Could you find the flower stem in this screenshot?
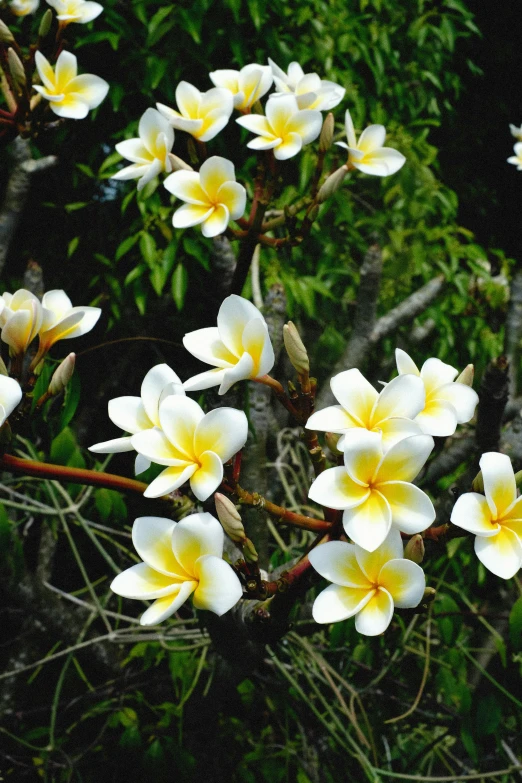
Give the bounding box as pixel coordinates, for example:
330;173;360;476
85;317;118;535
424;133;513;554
232;482;331;533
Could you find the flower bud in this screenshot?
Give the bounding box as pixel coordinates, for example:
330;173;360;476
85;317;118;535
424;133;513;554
48;353;75;396
319;112;334;153
7;48;26;92
214;492;246;543
471;470;484;493
38;9;53;38
0;19;15;44
167;153;193;172
283;321;309;376
515;469;522;489
243;537;258;563
0;355;8;377
456;364;474;387
422;586;436;604
324;431;342;455
404;534;425;564
317;165;347;203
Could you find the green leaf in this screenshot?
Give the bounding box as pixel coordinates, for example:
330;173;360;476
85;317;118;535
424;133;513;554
509;596;522;651
434;593;462;645
95;488;113;521
140;232;157;267
58;371;81;432
68;236;80;258
50;427;78;466
171;264;188;310
115;234;140;261
0;503;11;551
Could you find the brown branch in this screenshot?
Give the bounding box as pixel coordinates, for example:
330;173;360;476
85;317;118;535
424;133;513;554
475;356;510;457
233;483;331;533
369;275;445;344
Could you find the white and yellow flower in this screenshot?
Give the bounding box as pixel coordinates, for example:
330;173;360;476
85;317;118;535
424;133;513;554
0;375;23;427
336;110;405;176
10;0;39;16
46;0;102;23
89;364;185;475
309;430;435;552
306;368;425;453
164;156;246;238
112;108;175;191
509;124;522;141
309;528;426;634
236;94;322;160
157;82;233;142
111;513;243;625
182;294;274;395
395;349;479;437
36;289;101;358
508;143;522;171
34;50;109;119
451;452;522;579
0;289;43;357
209;64;273;111
268;58;345;111
131;396;248;499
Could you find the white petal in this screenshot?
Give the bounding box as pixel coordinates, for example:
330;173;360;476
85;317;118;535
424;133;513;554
49;97;90;120
480;452;517;518
143;464;198;498
415;399;458;437
35;50;55;91
378;481;435;534
379;559;425;608
67;74;109;109
131;427;188;466
357;124;386;154
241;317;274;377
132;516;189;577
134;453;151;475
182;368;227;392
111;563;181;599
344;109;357;148
266;94;299;134
354;527;404;582
354;588;394;635
377;417;424;452
236;113;273;137
158;395;204;458
474;528;522;579
199;156;235;201
246;136;281;151
173;204;214;229
342;429;383;486
376;434;434;483
433;383;478;424
139;581;197;626
172;512;224;569
362;147;405;175
175;81;201;118
312;583;373;624
193;554;243;614
216;181;247;221
112;162;152;182
218;353;255;394
0;376;22;418
194;407;248;462
273;132;303;160
89;436;134;454
202;204;230;237
108;396;151;434
395;348;420;376
164;170;208;203
306;404;360;434
217;295;265;357
309;466;371;510
55;50;77;84
41;289;73;328
330;368;378;426
140;364;184;427
190;451;223;500
196;110;231;142
75;1;104;23
308;541;370;587
285;110;323;145
343;491;392;552
139;108;173;154
183;326;236;367
450;492;499;537
420;357;458;394
371;374;425;427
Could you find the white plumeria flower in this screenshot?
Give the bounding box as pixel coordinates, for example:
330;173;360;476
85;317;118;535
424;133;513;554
164;156;246;238
336;110;405;177
509;124;522;141
45;0;102;23
451;452;522;579
111;513;243;626
309;528;425;635
0;375;23;427
156;82;233;142
131;396;248;500
508;142;522;170
209;64;273;111
309;430;435;552
37;289;101;357
33;50;108;119
183;294;275;395
395;349;479;437
112;109;175;192
268;58;345;111
236;94;322;161
306;368;425;453
0;289;43;356
10;0;39;16
89;364;185;475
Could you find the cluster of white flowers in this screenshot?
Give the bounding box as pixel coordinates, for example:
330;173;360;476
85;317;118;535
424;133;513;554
111;57;406;237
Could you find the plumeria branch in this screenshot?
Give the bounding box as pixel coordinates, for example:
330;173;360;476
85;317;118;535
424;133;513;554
229;481;332;533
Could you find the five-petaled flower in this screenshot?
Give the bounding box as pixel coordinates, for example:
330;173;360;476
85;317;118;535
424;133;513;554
182;294;275;395
395;349;478;437
268;58;345;111
45;0;103;24
336;110;405;176
131;396;248;499
309;430;435;552
89;364;185;475
157;82;233;142
451;452;522;579
0;289;42;357
164;156;246;238
306;368;425;453
10;0;39;16
508;143;522;171
309;528;426;635
112;108;175;192
36;289;101;360
111;513;243;625
236;94;322;160
0;375;23;428
209;64;273;111
34;50;109;119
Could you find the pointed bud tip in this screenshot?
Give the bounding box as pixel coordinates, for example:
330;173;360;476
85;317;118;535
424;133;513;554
324;432;342;455
0;19;15;44
38;8;53;38
317;165;347;203
318;112;335;153
404;534;425;564
283;321;309;376
214;492;246;543
456;364;474;387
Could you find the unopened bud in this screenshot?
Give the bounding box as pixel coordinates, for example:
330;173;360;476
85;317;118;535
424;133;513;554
7;48;26;92
515;469;522;489
317;165;347;203
38;9;53;38
0;355;8;377
456;364;474;387
404;534;425;564
325;431;342;455
283;321;309;376
167;153;193;172
471;470;484;493
0;19;15;44
243;537;258;563
319;112;334;153
214;492;246;543
48;353;75;396
422;586;436;604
